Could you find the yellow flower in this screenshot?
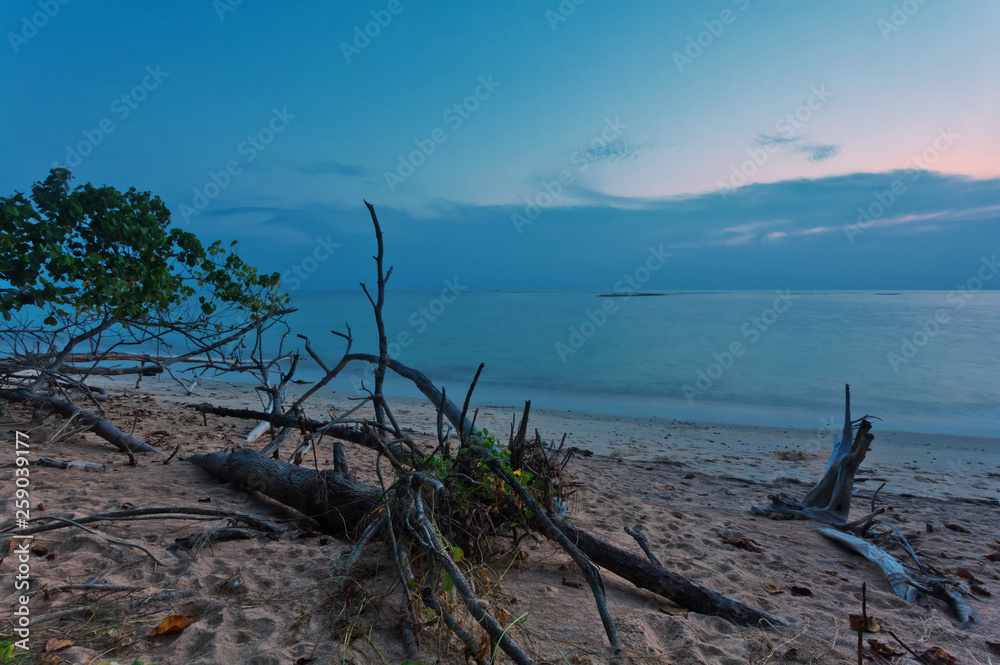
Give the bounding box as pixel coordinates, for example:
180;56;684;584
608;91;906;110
512;469;521;477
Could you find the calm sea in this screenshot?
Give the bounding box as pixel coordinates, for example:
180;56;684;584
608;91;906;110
264;290;1000;438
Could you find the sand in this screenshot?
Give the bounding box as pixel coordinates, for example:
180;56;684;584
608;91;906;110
1;377;998;664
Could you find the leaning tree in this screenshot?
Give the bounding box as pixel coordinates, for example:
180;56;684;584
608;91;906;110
0;168;291;455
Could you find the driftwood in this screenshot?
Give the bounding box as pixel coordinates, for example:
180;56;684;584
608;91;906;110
819;528;980;625
0;388;163;455
191;422;793;630
187;448;380;534
752;384;872;526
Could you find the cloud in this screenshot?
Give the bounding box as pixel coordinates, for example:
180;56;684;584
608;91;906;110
756;133;841;162
296;160;367;177
572;137;659;165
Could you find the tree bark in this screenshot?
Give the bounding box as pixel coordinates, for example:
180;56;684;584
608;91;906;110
186;448;381;534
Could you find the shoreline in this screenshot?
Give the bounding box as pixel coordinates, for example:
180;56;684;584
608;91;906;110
97;374;1000;503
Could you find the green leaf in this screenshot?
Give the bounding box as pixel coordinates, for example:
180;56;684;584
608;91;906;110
4;205;18;218
442;574;454;593
450;546;464;562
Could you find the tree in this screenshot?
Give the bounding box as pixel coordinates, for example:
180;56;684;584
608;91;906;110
0;168;290;453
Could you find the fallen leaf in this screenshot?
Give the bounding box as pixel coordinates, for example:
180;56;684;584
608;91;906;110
319;537;329;546
764;584;784;594
944;523;969;533
44;639;73;652
149;614;197;637
725;490;735;496
294;658;317;665
683;473;695;479
917;646;956;665
970;584;991;597
664;485;675;491
790;586;812;597
197;497;212;503
986;553;1000;562
955;568;974;580
120;501;134;509
31;544;48;556
724;538;763;553
838;560;859;570
561;577;583;588
849;614;881;633
986;640;1000;655
867;639;904;657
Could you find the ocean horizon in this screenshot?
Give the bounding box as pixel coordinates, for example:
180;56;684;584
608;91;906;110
236;289;1000;439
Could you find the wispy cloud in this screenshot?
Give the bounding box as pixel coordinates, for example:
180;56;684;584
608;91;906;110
756;133;841;162
572;137;659;165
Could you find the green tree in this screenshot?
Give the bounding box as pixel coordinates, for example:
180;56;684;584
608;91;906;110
0;168;289;401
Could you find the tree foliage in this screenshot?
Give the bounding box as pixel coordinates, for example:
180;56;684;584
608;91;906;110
0;168;285;325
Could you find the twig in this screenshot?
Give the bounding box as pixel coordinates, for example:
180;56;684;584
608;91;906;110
32;516;167;566
624;526;662;567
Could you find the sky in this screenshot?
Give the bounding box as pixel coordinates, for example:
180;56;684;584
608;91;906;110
2;1;999;291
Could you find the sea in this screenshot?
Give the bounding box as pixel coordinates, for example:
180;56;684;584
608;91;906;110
253;290;1000;438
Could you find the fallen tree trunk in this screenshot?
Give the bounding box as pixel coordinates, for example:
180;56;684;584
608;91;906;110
553;520;793;628
187;448;381;534
189;448;793;629
0;388;163;455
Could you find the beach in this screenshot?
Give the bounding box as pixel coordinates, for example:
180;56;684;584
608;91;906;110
2;377;998;664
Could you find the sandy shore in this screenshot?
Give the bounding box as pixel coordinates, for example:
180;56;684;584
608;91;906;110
1;378;998;664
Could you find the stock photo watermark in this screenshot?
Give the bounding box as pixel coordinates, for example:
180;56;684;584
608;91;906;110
49;65;169;170
715;85;834;199
7;0;70;53
887;255;997;373
682;289;798;403
555;245;672;362
512;117;629;234
9;431;32;654
341;0;413;63
349;279;468;392
383;76;501;192
672;0;751;74
843;126;958;244
281;236;341;291
214;0;243;21
545;0;586;31
177;107;295;224
877;0;931;41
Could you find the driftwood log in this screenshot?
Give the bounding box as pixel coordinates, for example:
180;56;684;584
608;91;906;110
190;408;792;631
752;384;876;526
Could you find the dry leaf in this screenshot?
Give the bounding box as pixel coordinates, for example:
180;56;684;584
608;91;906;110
120;501;134;509
985;640;1000;655
561;577;583;589
917;646;957;665
31;544;48;556
764;584;784;594
149;614;196;636
294;658;316;665
985;553;1000;562
944;523;969;533
955;568;974;580
866;639;904;656
849;614;881;633
44;639;73;652
683;473;695;479
789;586;812;597
663;485;675;491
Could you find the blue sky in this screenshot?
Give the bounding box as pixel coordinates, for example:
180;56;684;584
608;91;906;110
2;1;998;290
